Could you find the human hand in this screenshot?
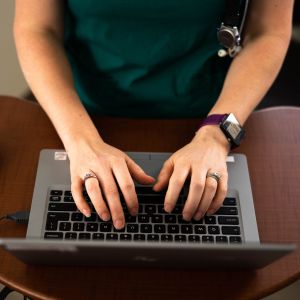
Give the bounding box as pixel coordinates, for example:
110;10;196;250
67;139;155;229
153;126;230;221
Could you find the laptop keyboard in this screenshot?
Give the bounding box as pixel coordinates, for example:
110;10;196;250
44;187;243;244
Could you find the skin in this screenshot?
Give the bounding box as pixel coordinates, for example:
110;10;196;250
14;0;294;229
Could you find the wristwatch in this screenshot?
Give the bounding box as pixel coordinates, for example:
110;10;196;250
198;113;245;148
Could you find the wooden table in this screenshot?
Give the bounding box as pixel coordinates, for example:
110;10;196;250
0;96;299;300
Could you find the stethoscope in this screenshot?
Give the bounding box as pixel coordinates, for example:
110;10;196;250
217;0;249;57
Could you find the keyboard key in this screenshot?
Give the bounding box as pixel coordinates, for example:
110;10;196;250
188;235;200;242
165;215;177;223
222;226;241;235
191;218;203;224
218;216;239;225
84;213;97;222
161;235;173;242
45;220;58;231
106;233;118;240
202;236;214;243
216;236;228;243
120;234;132;241
178;215;191;224
71;212;83;222
113;226;126;232
92;233;104;240
59;222;71;231
215;207;238;215
138;214;150;223
50;190;63;196
64;191;72;196
47;212;69;221
134;234;145;241
181;225;193;234
136;186;163;195
167;225;179;234
223;198;237;206
86;223;98;232
175;235;187;242
63;196;74;202
147;234;159;241
141;224;153;233
125;214;137;223
79;233;91;240
49;196;61;202
44;232;63;239
157;205;167;214
100;223;112;232
154;224;166;234
204;216;216;224
127;224;139;233
195;225;206;234
145;205;156;214
230;236;242;243
208;226;220;235
73;222;85;231
65;232;77;240
48;203;77;212
172;205;183;214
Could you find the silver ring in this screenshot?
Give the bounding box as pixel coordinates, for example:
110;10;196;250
206;172;222;183
83;172;97;183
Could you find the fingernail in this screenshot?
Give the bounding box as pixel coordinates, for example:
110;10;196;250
101;212;110;221
115;219;124;229
183;212;191;221
131;207;138;216
164;203;172;213
194;211;204;220
83;209;91;218
207;209;216;216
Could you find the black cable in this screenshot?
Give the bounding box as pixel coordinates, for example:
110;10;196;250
0;211;30;224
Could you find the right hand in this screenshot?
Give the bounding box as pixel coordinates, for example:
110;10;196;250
67;139;155;229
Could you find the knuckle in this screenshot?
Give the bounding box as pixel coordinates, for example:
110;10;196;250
122;182;134;193
170;177;184;187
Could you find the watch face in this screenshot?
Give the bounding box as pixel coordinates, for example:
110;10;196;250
221;113;245;146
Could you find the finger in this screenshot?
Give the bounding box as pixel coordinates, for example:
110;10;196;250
71;176;91;217
164;163;190;213
85;176;111;221
194;176;218;220
96;170;125;230
207;173;228;215
182;166;206;221
126;156;156;185
152;159;173;192
112;159;138;216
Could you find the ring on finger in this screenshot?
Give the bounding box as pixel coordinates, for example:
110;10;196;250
83;171;98;183
206;172;222;183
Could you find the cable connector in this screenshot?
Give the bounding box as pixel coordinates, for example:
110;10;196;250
1;211;30;224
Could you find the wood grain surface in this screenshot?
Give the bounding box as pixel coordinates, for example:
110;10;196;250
0;96;299;300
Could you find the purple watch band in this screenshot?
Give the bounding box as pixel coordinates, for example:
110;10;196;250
198;114;227;129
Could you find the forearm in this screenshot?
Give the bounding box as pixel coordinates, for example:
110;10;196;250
209;33;291;124
14;28;102;151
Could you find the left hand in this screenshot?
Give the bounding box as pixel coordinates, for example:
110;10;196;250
153;125;230;221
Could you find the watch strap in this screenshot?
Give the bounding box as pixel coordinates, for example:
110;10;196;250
198;114;227;128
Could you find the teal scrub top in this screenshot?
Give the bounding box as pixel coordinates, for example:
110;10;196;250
64;0;231;118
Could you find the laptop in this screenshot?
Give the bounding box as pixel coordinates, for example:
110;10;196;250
0;150;295;268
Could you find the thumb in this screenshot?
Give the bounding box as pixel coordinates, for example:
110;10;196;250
125;156;156;185
153;159;173;191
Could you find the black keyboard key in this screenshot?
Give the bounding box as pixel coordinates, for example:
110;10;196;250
157;205;167;214
154;224;166;234
223;198;237;206
172;205;183;214
141;224;153;233
86;223;98;232
145;205;156;214
175;235;187;242
178;215;191;224
106;233;118;240
188;235;200;242
181;225;193;234
216;236;228;243
65;232;77;240
113;226;126;232
134;234;145;241
49;196;61;202
215;207;238;215
222;226;240;235
202;236;214;243
59;222;71;231
136;186;163;195
64;196;74;202
165;215;177;223
191;218;203;224
208;226;220;235
127;224;139;233
92;233;104;240
73;222;85;231
84;213;97;222
161;235;173;242
125;214;137;223
195;225;206;234
151;214;163;223
45;220;58;231
138;214;150;223
71;212;83;222
120;234;132;241
44;232;63;239
204;216;216;224
168;225;179;234
218;216;239;225
48;202;77;212
230;236;242;243
47;212;69;222
50;190;63;196
64;191;72;196
147;234;159;241
100;223;112;232
79;233;91;240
